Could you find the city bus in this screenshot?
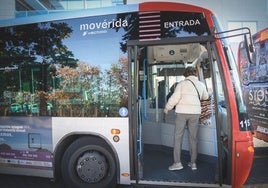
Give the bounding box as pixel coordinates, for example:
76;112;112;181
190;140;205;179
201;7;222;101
238;28;268;142
0;2;254;188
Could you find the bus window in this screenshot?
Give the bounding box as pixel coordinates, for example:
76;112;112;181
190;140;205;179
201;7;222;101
0;17;129;118
213;61;228;138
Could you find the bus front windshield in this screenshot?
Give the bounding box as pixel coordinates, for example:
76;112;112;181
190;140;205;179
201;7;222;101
223;43;252;131
213;15;252;132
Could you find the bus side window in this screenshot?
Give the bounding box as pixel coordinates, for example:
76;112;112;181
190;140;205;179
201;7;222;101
213;62;228;139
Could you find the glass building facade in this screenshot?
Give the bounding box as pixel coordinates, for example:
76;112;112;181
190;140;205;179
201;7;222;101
15;0;125;17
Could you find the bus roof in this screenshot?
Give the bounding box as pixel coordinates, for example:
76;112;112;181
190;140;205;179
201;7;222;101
0;2;214;28
139;1;213;14
253;27;268;43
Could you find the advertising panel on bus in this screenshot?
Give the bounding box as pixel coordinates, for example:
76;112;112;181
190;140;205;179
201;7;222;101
0;117;53;172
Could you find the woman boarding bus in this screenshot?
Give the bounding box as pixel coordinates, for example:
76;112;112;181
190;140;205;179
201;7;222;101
0;2;254;188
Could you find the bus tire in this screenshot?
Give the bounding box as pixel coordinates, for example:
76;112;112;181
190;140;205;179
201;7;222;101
61;136;117;188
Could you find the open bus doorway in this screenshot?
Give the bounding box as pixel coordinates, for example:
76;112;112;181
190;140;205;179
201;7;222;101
129;41;231;186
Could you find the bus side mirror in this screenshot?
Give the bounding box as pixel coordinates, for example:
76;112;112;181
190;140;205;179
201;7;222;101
249;44;254;53
246;38;254;53
243;35;254;64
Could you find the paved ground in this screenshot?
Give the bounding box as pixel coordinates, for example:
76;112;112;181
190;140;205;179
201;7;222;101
243;137;268;188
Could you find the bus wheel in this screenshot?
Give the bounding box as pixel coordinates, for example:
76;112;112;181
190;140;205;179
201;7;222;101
61;136;117;188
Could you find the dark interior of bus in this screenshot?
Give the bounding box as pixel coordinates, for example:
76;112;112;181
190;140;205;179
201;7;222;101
131;42;230;185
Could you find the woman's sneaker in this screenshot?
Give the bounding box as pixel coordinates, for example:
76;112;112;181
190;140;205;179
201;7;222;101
168;162;183;170
188;162;197;170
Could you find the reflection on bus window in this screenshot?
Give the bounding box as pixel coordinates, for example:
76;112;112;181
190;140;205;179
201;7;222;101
0;20;129;117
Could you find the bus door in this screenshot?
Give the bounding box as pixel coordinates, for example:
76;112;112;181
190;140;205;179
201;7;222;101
128;45;144;182
128;41;228;186
128;44;168;183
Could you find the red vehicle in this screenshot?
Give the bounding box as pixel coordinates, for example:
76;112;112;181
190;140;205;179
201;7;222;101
238;28;268;142
0;2;254;188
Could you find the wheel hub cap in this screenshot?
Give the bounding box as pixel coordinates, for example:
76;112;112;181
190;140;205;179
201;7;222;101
76;151;108;183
